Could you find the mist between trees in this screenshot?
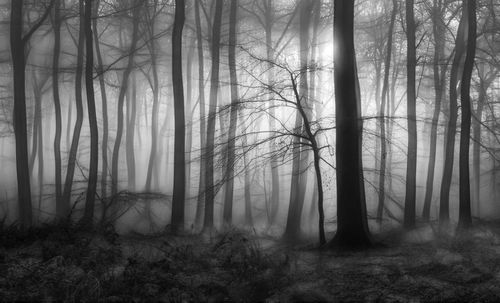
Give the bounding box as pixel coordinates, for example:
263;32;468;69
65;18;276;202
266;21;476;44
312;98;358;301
1;0;499;248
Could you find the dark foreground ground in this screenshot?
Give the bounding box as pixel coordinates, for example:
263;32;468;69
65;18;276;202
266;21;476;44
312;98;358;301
2;222;500;302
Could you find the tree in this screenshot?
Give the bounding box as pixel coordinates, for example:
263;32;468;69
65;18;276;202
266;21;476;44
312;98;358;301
51;0;63;218
222;0;239;226
171;0;186;233
329;0;371;249
422;0;448;221
61;0;86;217
81;0;99;226
440;5;467;226
404;0;417;229
203;0;223;231
92;0;110;201
111;0;142;196
10;0;54;228
194;0;206;228
458;0;476;229
283;0;313;242
376;0;397;224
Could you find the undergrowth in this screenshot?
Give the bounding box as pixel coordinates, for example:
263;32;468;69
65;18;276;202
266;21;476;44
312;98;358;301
0;224;291;302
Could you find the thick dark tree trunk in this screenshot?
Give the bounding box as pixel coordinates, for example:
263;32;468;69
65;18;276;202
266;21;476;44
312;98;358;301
203;0;223;231
171;0;186;233
10;0;54;227
404;0;417;229
10;0;33;228
81;0;99;227
440;8;466;226
329;0;371;249
222;0;239;226
458;0;476;230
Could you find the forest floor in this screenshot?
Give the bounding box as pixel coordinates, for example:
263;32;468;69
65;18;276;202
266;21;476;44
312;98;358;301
2;221;500;302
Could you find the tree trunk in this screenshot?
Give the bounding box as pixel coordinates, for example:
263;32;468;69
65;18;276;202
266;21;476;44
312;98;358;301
126;73;137;191
284;0;312;242
222;0;239;226
263;0;280;225
404;0;417;229
92;0;109;201
329;0;371;249
185;38;195;203
439;7;466;225
145;37;159;192
458;0;476;230
62;0;85;216
376;0;396;224
171;0;186;233
194;0;206;228
203;0;223;231
81;0;99;226
52;0;64;217
240;111;253;227
423;0;447;221
111;0;141;196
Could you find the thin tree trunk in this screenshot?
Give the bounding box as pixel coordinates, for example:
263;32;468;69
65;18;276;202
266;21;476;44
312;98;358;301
458;0;476;230
263;0;280;225
52;0;63;217
185;38;195;202
62;0;85;216
222;0;239;226
423;0;447;220
145;14;159;191
203;0;223;231
171;0;186;233
93;0;109;200
126;73;137;191
440;7;466;225
376;0;396;224
194;0;206;228
284;0;312;242
81;0;99;226
111;0;141;196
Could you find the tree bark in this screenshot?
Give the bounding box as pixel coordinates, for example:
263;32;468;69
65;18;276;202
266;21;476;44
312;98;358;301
111;0;141;196
171;0;186;233
92;0;109;201
439;7;466;225
458;0;476;230
126;73;137;191
222;0;239;226
423;0;447;221
81;0;99;226
52;0;64;217
376;0;397;224
203;0;223;231
62;0;85;216
404;0;417;229
194;0;206;228
329;0;371;249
